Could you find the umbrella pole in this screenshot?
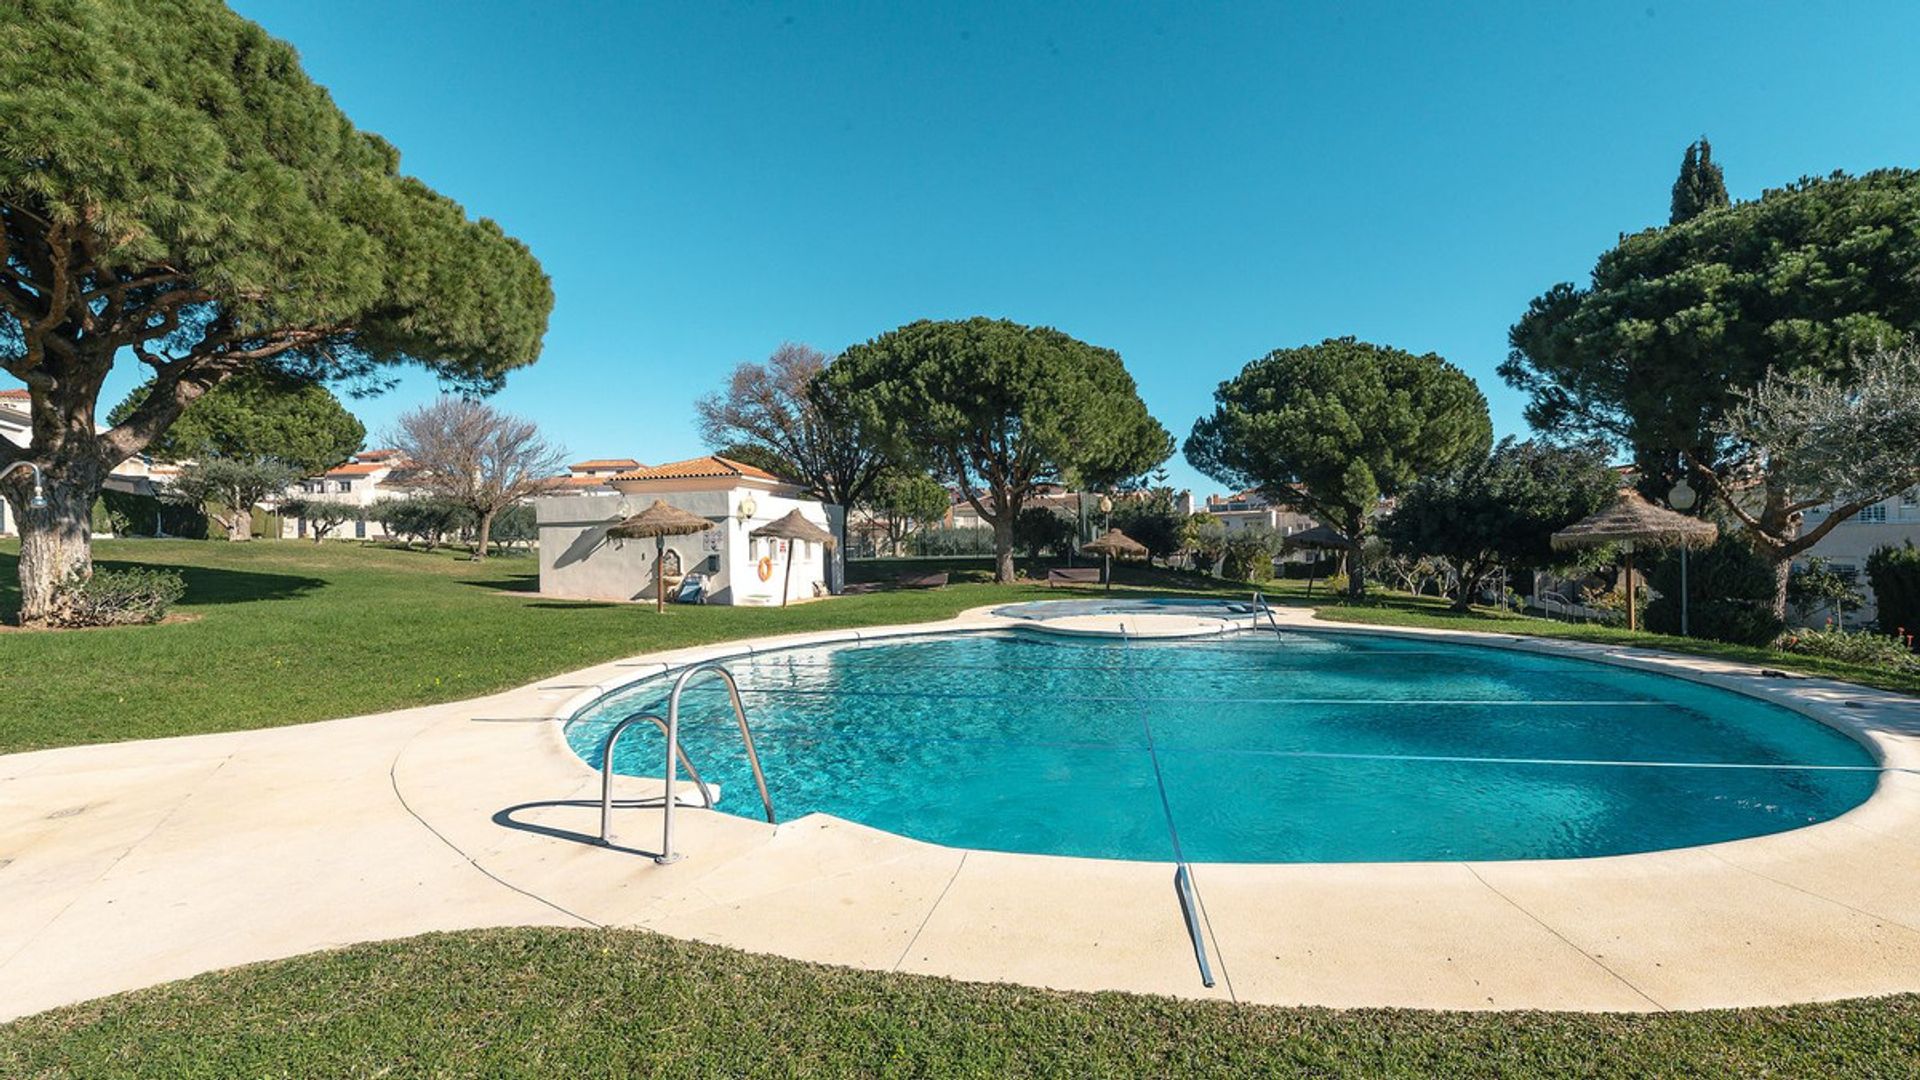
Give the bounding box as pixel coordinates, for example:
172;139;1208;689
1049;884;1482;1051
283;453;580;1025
1104;553;1112;593
1625;549;1636;632
656;536;665;614
1307;562;1316;599
781;543;794;607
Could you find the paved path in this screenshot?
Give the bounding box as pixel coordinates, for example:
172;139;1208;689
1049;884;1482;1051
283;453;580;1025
5;608;1920;1021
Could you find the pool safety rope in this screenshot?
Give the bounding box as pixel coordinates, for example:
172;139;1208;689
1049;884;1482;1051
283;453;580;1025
1117;626;1223;992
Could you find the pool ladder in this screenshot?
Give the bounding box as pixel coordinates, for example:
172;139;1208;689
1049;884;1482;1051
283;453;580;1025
597;662;776;864
1251;591;1284;635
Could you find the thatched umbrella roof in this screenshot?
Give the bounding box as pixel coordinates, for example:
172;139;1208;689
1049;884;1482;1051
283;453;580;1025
1082;528;1148;559
750;508;836;547
606;499;715;540
1550;488;1718;552
1281;524;1351;551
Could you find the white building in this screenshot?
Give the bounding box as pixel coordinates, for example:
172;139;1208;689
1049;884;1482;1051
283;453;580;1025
275;450;420;540
1796;490;1920;628
536;455;842;606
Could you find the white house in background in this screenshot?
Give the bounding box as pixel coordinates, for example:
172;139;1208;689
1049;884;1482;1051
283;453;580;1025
1;388;179;537
536;454;842;606
274;449;420;540
1796;490;1920;629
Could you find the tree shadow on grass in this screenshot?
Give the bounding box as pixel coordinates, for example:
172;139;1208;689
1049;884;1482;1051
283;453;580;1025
0;550;326;619
461;572;542;595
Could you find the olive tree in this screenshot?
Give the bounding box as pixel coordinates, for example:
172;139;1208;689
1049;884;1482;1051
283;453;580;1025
1185;337;1492;597
827;318;1171;583
164;456;302;541
0;0;552;622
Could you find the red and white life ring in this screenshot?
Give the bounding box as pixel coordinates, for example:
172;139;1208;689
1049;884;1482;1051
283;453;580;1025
756;555;774;581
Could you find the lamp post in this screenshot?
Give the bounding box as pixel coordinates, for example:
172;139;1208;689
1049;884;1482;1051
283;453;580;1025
1669;478;1697;637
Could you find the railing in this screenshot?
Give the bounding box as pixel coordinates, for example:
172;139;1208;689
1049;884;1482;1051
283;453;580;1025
1251;591;1284;635
597;661;775;864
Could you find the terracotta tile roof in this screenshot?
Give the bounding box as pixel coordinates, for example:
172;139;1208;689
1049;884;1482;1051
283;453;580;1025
570;458;641;470
324;462;390;477
612;455;779;483
553;474;612;488
0;389;28;401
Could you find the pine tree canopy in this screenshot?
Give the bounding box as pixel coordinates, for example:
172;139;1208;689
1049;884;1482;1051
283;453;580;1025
1;0;553;465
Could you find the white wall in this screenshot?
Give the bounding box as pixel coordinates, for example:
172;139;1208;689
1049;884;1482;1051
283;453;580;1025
537;487;842;606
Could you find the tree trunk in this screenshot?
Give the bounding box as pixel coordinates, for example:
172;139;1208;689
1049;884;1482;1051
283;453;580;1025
1345;514;1366;599
992;514;1016;583
1769;553;1792;620
473;509;495;560
11;477;98;626
227;506;252;541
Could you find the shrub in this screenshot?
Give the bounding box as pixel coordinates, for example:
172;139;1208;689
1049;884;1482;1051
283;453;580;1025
1643;535;1784;646
46;568;187;628
1866;542;1920;645
910;526;996;557
1774;628;1920;673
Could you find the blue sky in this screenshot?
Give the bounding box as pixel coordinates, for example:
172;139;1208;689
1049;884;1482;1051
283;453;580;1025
116;2;1920;493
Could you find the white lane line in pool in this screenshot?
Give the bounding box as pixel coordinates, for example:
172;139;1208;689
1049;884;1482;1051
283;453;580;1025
1211;748;1892;772
726;687;1674;707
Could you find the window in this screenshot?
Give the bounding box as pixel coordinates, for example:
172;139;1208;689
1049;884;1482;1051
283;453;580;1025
336;480;354;493
354;518;366;539
1857;503;1888;524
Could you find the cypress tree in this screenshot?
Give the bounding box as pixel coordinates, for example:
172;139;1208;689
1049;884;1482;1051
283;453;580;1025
1670;136;1731;223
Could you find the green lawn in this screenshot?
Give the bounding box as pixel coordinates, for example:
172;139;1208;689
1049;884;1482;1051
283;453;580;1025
3;927;1917;1078
7;542;1920;1073
1;539;1912;754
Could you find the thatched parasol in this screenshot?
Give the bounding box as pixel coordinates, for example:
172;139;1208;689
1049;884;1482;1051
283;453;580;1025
1550;488;1718;631
607;499;715;612
1081;528;1146;592
1280;523;1350;598
751;509;836;606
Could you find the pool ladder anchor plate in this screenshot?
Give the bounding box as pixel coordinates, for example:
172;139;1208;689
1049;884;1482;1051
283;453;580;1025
597;661;775;864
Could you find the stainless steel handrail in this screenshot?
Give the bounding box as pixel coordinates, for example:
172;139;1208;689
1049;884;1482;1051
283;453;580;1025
597;661;776;864
1251;591;1283;635
598;712;714;841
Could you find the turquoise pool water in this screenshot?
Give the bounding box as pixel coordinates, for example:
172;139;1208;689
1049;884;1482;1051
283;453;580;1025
564;629;1880;862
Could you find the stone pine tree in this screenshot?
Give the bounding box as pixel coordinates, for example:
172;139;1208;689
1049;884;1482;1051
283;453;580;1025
1670;136;1730;224
1185;337;1492;597
1505;169;1920;614
0;0;553;623
107;370;366;476
827;318;1172;583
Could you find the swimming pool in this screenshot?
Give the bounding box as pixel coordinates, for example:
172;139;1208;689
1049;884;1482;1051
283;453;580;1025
564;628;1880;863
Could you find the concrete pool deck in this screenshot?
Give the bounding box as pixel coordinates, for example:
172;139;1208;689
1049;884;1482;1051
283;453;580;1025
4;603;1920;1020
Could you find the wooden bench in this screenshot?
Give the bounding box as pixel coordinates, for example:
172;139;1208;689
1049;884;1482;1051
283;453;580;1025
896;571;949;589
1046;567;1102;587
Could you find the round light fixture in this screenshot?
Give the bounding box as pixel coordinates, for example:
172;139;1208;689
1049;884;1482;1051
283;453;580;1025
737;493;757;522
1669;478;1697;512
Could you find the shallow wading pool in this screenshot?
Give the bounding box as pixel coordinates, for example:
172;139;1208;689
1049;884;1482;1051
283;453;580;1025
564;628;1879;863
